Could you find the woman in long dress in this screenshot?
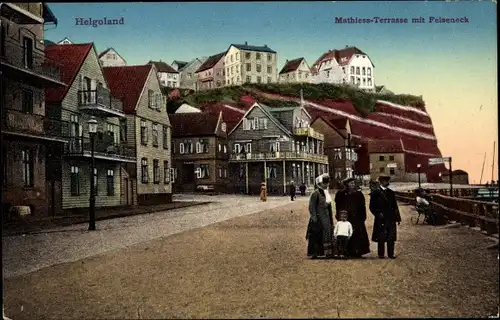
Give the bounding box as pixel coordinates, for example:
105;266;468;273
306;173;334;258
260;182;267;202
334;178;371;258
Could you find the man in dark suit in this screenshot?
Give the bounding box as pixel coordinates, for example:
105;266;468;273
369;175;401;259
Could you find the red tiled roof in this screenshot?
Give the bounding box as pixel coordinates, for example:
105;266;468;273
326;116;348;130
367;139;404;154
44;43;93;103
169;112;221;137
148;60;178;73
102;65;152;114
195;52;225;73
279;58;304;74
311;46;369;72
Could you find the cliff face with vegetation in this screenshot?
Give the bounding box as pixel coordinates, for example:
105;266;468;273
166;83;445;181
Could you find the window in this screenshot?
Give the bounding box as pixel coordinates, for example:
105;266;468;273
196;164;210;179
350;76;355;84
379;167;385;173
163;126;169;149
119;119;127;143
140;120;148;145
218;167;222;178
141;158;149;183
0;22;5;56
22;149;34;187
23;37;33;69
22;89;34;114
256;53;261;60
334;148;342;160
148;90;154;108
267;66;272;74
362;78;366;86
246;63;251;72
269;141;280;152
367;78;372;86
362;67;366;75
256;64;262;73
257;76;262;83
223;145;227;153
70;166;80;195
107;169;114;196
267;77;272;83
356;67;360;75
389;168;396;175
153;159;160;184
367;67;372;76
163;160;170;183
267;54;272;61
379;155;385;161
267;165;277;179
234;143;242;153
218;144;222;152
389;155;395;161
246;76;251;83
245;143;252;153
223;168;227;178
350;66;354;73
179;142;185;154
245;52;251;59
152;123;159;147
258;118;268;129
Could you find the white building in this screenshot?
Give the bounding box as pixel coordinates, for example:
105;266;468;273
278;58;313;83
175;103;201;114
223;42;278;86
148;60;180;88
98;47;127;67
311;46;375;91
57;37;73;45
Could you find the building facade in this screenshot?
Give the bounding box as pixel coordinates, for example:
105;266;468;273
228;102;328;195
278;58;312;84
98;47;127;67
224;42;278;86
44;43;135;213
149;60;179;88
310;116;358;188
171;60;187;72
177;58;207;90
195;52;226;91
368;139;406;181
103;64;173;204
170;112;230;193
1;2;67;217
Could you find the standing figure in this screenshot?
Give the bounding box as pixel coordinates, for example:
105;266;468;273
369;175;401;259
306;173;335;258
289;181;296;201
299;182;307;196
260;182;267;202
334;178;371;258
334;210;353;258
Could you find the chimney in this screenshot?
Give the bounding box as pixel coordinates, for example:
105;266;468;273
286;59;289;63
345;45;348;48
245;41;248;45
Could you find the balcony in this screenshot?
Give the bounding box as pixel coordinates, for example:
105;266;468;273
230;151;328;164
295;127;324;141
65;137;135;163
2;109;69;143
78;87;125;118
1;39;66;87
1;3;44;24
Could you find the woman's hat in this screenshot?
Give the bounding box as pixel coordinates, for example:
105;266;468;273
342;177;356;185
378;175;391;182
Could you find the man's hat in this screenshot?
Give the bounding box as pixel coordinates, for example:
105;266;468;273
342;177;356;185
378;175;391;182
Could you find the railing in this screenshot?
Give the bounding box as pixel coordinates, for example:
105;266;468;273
416;188;499;199
229;151;328;163
395;191;499;236
78;87;124;115
66;137;135;159
295;127;324;140
2;109;70;139
1;39;63;83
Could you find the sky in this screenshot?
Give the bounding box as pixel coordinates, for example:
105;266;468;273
44;1;498;183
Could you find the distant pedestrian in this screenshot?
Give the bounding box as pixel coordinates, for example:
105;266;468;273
289;181;296;201
260;182;267;202
334;210;353;258
370;175;401;259
299;182;307;196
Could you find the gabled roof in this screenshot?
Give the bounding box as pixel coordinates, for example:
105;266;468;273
148;60;178;73
279;58;305;74
98;47;127;63
311;46;372;73
367;139;404;154
56;37;73;44
311;116;347;139
327;116;348;130
195;52;226;73
230;43;277;54
172;60;188;70
169;112;221;137
44;43;94;103
229;102;291;136
102;65;153;114
43;4;57;24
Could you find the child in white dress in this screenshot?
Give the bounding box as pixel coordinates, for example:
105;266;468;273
334;210;353;258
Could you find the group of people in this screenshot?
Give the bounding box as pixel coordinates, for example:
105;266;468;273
306;173;401;259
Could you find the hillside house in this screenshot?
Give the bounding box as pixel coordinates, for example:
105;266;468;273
171;60;188;72
57;37;73;45
195;52;226;91
228;102;328;195
224;42;278;86
175;57;207;90
368;139;406;181
278;58;312;84
98;47;127;67
148;60;179;88
169;112;230;193
103;64;173;204
311;46;375;91
1;2;68;217
44;43;135;213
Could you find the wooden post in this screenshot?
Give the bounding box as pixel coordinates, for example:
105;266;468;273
449;157;453;197
245;162;249;194
301;161;305;184
264;161;267;192
282;160;286;195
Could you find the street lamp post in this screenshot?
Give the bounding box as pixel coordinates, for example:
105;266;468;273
417;164;421;188
88;117;97;231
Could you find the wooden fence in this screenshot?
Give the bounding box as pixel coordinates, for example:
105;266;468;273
395;191;499;236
